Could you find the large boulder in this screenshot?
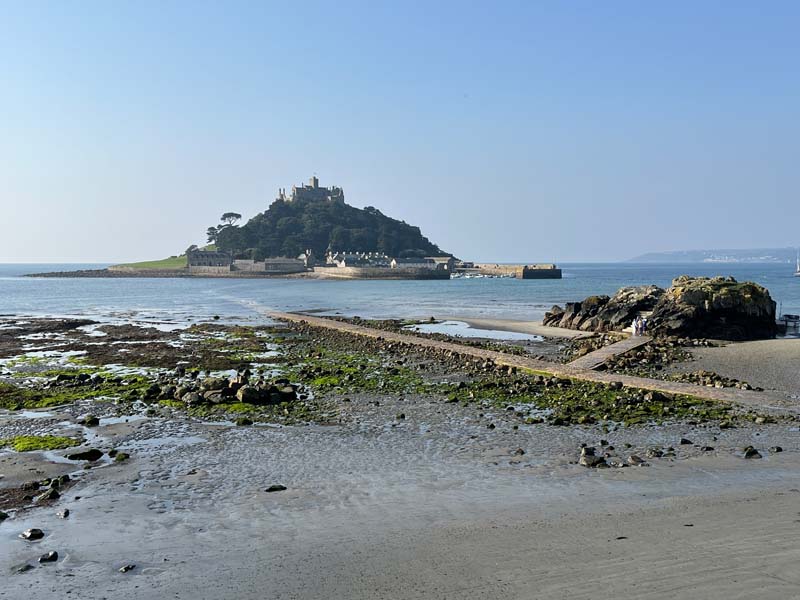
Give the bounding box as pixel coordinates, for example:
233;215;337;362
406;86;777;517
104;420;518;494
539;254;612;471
648;276;776;341
543;277;776;341
543;286;663;332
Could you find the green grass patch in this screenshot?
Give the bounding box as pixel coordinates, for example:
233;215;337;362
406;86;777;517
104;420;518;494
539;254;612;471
116;255;187;270
0;435;83;452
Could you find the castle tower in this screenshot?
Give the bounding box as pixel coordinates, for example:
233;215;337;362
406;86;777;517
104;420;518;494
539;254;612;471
309;175;319;189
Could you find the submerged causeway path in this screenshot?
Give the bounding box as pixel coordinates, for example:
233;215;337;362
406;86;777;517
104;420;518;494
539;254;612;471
268;311;795;415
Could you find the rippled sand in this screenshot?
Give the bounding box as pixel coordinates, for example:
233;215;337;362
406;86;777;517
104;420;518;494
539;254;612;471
3;386;800;599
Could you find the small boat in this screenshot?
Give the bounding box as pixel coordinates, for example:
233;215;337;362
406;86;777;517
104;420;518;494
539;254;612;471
795;250;800;277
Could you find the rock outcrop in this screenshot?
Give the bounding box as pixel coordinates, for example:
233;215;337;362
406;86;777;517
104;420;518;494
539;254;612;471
648;276;776;340
543;276;776;341
543;285;663;332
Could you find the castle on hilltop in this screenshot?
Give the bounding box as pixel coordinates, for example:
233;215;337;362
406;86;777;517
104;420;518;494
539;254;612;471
277;176;345;203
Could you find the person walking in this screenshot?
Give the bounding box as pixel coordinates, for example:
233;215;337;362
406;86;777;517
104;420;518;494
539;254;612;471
641;317;648;336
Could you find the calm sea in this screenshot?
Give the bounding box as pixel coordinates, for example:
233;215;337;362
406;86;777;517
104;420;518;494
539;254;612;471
1;263;799;324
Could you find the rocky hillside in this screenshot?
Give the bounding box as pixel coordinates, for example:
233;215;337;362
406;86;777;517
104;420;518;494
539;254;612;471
544;276;777;341
213;196;446;260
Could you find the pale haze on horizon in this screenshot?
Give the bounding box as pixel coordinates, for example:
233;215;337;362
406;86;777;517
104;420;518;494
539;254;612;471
1;1;798;264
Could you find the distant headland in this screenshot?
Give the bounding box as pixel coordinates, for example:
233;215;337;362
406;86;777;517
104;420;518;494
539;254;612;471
630;247;799;264
29;176;562;281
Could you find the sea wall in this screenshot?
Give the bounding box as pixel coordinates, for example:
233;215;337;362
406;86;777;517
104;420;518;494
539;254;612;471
470;264;563;279
313;266;449;280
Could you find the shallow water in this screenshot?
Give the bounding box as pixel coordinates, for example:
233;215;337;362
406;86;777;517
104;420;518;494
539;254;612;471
405;320;544;341
3;262;799;322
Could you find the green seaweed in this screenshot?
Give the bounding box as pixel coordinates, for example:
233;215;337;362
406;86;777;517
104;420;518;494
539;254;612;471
0;435;83;452
0;376;154;410
446;375;737;426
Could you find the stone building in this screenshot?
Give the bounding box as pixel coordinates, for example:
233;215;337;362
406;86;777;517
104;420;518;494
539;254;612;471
425;256;456;271
327;251;391;268
277;176;345;204
187;250;232;273
390;257;438;270
232;258;306;274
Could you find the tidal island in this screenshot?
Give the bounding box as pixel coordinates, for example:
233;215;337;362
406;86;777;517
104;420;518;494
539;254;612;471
29;176;561;281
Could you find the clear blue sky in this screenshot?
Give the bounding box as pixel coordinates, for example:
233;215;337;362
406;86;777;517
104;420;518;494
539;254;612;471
1;1;798;262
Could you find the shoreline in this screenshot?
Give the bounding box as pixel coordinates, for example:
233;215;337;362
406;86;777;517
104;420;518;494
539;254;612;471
24;268;452;281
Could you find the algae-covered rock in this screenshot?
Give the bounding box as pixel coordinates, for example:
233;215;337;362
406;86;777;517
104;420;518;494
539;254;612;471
647;276;776;340
543;277;776;340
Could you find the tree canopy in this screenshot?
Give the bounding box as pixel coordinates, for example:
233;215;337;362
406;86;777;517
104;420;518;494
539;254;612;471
213;197;446;259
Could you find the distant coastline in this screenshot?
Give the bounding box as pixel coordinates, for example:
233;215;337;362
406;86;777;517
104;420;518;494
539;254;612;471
630;247;798;264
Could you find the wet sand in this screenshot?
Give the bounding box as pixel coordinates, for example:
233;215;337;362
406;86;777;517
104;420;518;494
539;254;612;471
3;385;800;599
449;317;592;339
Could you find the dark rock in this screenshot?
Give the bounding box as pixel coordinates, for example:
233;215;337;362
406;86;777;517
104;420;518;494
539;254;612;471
265;484;287;493
38;551;58;563
512;448;525;456
182;392;203;406
579;454;606;468
645;448;663;459
66;448;103;461
57;509;70;519
16;564;35;573
0;510;8;521
769;446;783;453
79;414;100;427
579;446;606;468
544;277;777;340
236;385;266;404
19;528;44;540
743;446;762;459
35;488;60;503
649;276;777;340
679;438;693;445
626;455;647;466
235;417;253;426
700;446;715;452
119;564;136;573
543;285;663;332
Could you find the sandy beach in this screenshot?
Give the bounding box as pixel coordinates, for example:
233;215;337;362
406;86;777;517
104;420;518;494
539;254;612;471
3;391;799;600
668;339;800;400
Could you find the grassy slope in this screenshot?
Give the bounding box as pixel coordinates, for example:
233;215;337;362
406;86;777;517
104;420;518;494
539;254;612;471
116;255;188;270
115;245;217;270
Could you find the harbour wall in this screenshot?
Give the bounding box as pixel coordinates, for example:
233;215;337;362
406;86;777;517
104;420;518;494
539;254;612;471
469;264;562;279
313;266;449;280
